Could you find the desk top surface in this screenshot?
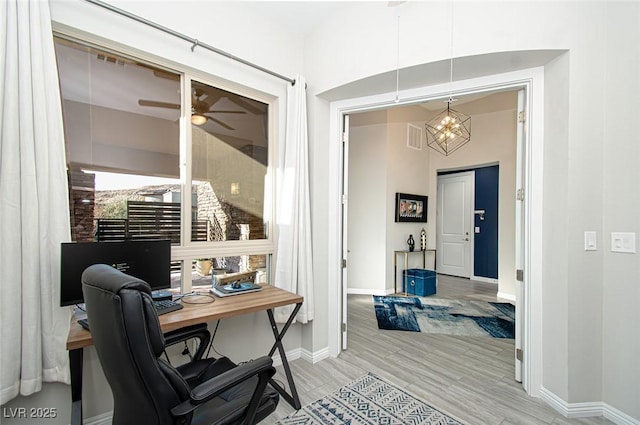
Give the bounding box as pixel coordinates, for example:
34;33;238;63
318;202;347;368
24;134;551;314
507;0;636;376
67;284;303;351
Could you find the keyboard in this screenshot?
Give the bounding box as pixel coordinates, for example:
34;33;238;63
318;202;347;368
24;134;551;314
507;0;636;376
77;318;90;331
154;299;183;315
77;300;183;331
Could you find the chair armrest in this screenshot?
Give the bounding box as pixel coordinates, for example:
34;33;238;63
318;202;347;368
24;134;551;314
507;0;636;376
163;323;211;361
170;356;275;417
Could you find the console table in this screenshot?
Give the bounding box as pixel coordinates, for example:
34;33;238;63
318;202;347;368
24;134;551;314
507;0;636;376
393;249;436;294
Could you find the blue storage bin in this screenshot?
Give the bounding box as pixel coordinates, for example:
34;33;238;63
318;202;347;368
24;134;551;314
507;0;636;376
402;268;436;296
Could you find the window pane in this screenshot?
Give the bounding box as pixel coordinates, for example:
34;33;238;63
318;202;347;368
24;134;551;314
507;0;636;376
191;255;270;291
170;260;187;292
91;170;187;243
55;37;182;243
190;80;269;242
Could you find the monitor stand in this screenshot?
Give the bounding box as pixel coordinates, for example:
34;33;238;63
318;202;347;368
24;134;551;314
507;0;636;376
152;290;173;301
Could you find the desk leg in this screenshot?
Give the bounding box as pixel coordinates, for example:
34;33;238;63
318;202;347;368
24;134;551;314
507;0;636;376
266;303;302;410
69;348;83;425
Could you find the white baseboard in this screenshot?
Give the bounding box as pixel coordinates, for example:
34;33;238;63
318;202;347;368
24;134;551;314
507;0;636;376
272;346;330;366
604;404;640;425
497;291;516;302
300;347;330;364
471;275;498;284
540;387;639;425
271;347;301;367
540;387;571;416
347;288;393;296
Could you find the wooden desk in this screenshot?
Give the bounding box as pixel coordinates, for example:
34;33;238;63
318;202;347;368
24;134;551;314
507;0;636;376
67;285;303;425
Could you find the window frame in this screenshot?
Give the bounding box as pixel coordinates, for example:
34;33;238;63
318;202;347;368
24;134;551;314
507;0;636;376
53;31;278;293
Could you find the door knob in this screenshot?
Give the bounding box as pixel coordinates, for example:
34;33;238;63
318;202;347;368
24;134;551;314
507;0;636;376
463;237;469;241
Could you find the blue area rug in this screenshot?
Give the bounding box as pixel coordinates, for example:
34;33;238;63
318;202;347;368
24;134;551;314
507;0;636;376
274;373;465;425
373;296;515;338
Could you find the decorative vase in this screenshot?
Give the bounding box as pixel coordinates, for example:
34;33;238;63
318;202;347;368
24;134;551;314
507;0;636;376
420;228;427;251
196;259;212;276
407;234;415;252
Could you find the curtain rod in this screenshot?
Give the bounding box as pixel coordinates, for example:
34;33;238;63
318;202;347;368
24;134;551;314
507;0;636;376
84;0;296;85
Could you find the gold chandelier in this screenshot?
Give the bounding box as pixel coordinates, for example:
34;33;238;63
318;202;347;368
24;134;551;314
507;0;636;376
425;97;471;156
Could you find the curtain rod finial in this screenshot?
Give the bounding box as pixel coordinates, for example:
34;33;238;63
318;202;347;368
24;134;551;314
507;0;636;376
291;79;308;89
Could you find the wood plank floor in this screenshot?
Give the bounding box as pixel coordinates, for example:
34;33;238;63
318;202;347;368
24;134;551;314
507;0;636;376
265;275;613;425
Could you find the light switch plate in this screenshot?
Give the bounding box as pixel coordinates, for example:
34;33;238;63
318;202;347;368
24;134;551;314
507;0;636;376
611;232;636;253
584;231;597;251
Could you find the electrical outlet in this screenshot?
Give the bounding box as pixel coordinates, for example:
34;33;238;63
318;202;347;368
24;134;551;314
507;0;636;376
611;232;636;253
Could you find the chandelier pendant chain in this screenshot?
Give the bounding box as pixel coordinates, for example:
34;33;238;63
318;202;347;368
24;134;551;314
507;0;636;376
449;0;454;102
395;13;401;103
424;0;471;156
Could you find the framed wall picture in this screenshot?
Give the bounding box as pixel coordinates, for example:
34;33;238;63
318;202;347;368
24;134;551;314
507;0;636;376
395;193;428;222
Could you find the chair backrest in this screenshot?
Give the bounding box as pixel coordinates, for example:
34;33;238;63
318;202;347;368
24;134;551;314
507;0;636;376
82;264;190;425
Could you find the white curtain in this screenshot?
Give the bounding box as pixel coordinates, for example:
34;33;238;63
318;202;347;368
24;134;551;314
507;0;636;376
273;75;314;324
0;0;72;404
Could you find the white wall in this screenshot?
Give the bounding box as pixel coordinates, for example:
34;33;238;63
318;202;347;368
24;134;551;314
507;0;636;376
542;52;571;402
347;114;388;293
347;108;434;295
601;1;640;417
385;108;434;289
305;0;639;421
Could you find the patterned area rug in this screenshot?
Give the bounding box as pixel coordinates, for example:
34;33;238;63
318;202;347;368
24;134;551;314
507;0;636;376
274;373;465;425
373;296;515;338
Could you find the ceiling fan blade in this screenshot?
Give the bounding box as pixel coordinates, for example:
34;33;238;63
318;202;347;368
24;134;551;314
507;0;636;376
153;70;180;81
208;117;235;131
207;109;246;114
138;99;180;109
137;63;180;81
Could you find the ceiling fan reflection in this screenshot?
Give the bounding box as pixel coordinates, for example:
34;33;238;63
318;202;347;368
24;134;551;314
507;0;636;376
138;89;245;130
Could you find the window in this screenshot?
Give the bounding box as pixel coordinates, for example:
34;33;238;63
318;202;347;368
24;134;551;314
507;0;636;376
55;36;273;292
190;80;269;242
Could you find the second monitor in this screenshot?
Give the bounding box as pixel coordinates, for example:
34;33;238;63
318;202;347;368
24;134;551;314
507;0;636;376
60;239;172;307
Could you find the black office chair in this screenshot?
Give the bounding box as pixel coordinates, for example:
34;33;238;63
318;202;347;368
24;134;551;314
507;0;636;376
81;264;279;425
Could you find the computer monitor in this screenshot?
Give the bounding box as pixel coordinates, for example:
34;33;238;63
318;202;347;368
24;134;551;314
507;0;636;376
60;239;171;306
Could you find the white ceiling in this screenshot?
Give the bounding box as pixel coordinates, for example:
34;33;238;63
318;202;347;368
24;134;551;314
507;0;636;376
246;1;352;36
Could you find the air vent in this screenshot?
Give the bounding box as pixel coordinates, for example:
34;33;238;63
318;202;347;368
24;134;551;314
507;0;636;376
96;53;126;66
407;123;422;150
